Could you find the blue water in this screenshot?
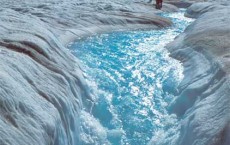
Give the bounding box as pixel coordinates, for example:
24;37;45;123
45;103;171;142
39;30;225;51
69;10;193;145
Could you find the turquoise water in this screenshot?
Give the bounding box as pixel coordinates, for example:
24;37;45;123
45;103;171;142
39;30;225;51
69;10;193;145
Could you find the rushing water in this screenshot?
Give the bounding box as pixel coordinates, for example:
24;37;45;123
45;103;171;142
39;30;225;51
69;9;193;145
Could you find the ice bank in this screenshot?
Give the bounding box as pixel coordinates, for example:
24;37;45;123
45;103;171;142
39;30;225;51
166;2;230;145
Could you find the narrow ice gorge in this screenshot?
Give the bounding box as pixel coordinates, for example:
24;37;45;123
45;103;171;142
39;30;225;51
0;0;230;145
0;1;176;144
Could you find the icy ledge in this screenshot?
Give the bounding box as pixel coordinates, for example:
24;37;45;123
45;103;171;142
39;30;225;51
0;1;178;145
166;2;230;145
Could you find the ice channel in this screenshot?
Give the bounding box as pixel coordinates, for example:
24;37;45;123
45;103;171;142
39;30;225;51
69;9;193;145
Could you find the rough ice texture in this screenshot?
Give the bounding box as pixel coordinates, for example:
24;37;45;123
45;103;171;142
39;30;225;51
2;0;230;144
166;2;230;145
0;0;178;145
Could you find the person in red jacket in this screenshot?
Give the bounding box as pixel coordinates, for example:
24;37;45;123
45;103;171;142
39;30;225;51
156;0;163;9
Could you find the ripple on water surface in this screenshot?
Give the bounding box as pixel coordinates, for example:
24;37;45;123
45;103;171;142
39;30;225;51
69;10;193;145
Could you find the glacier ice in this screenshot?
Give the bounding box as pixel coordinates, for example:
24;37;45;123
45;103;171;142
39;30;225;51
0;0;230;145
0;0;177;144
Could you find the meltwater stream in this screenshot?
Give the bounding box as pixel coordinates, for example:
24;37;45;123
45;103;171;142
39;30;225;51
69;10;193;145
